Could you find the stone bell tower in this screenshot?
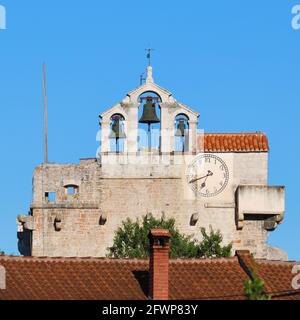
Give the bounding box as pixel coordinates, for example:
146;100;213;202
99;65;199;160
17;63;286;260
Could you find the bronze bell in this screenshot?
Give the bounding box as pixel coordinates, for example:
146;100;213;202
109;119;126;139
175;120;186;137
139;98;160;124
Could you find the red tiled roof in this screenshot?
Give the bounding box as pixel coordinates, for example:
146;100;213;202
0;257;148;300
256;261;300;300
169;258;248;300
200;132;269;153
0;253;299;300
236;250;300;300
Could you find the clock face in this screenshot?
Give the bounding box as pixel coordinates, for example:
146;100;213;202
186;154;229;197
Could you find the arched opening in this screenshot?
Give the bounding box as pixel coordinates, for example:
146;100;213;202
109;114;126;153
138;91;161;152
64;184;79;196
174;114;189;152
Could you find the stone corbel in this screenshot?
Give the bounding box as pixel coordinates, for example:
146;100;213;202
235;185;285;230
54;213;63;231
264;216;277;231
190;213;199;226
17;215;34;231
99;213;107;225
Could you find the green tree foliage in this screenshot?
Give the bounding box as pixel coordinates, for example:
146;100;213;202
244;273;271;300
107;215;232;259
198;227;232;258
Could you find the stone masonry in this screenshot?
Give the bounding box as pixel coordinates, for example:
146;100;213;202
17;66;286;260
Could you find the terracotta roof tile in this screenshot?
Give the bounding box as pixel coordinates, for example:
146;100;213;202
0;257;149;300
0;254;299;300
200;132;269;153
169;258;247;300
236;251;300;300
256;260;300;300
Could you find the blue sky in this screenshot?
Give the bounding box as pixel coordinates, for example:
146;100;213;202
0;1;299;259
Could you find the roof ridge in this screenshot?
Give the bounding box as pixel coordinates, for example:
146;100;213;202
0;256;238;263
169;257;238;263
256;259;300;265
235;251;273;294
203;132;266;135
0;256;148;263
2;255;298;265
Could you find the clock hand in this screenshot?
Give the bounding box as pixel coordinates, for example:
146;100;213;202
201;178;208;189
189;170;214;184
201;175;210;189
189;175;207;184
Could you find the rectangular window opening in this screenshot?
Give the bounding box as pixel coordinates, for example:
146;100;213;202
45;192;56;203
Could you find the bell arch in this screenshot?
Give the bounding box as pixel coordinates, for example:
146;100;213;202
174;113;189;152
137;91;161;152
109;113;126;153
126;82;173;104
138;90;162;102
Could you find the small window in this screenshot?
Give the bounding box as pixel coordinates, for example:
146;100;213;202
45;192;56;203
64;185;79;197
67;186;76;195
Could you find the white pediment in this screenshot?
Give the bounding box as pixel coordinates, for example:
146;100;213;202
100;103;128;121
100;66;199;122
124;82;176;104
174;102;199;119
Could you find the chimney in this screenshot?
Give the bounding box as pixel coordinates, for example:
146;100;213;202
148;228;171;300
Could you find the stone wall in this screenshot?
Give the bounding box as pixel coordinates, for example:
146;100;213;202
26;151;286;259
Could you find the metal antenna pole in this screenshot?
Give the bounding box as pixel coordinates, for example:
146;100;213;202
43;63;48;164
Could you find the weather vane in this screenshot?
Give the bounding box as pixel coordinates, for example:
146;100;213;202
145;48;155;66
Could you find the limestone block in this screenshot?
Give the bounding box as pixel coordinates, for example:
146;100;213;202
236;185;285;229
17;215;34;231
